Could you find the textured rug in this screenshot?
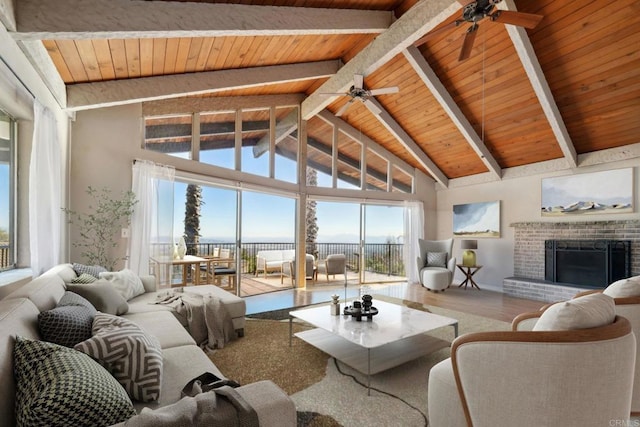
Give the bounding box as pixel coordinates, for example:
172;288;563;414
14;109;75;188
210;297;510;427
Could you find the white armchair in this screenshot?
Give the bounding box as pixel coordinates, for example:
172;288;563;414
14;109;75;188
429;300;636;426
417;238;455;291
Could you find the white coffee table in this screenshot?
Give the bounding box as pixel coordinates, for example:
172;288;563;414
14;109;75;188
289;299;458;394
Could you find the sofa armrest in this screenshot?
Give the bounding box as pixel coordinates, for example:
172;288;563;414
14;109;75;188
234;380;296;427
140;275;157;293
447;256;456;273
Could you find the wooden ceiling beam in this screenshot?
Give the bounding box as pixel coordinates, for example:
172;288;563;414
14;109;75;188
67;60;340;111
0;0;15;31
499;0;578;169
366;97;449;187
403;46;502;180
16;40;67;108
11;0;391;41
301;0;460;120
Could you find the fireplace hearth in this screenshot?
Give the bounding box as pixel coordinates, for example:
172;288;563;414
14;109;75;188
545;239;631;289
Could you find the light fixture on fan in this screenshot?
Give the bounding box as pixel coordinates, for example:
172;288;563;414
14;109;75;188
320;74;399;117
413;0;543;61
461;240;478;266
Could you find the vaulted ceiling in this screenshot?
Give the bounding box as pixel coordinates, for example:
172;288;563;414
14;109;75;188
3;0;639;187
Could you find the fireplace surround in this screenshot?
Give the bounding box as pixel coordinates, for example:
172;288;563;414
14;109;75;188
505;220;640;302
544;239;631;289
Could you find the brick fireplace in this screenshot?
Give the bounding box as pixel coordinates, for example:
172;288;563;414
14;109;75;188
504;220;640;303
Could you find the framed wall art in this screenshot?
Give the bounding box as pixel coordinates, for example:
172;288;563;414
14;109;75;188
453;201;500;238
541;168;633;217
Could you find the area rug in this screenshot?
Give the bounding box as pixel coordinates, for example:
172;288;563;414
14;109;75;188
210;297;510;427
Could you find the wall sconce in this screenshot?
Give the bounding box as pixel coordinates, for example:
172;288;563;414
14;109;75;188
461;240;478;267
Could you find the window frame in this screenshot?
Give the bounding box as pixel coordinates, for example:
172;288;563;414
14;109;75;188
0;110;16;271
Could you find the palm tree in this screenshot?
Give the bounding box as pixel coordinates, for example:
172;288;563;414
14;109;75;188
184;184;202;255
305;168;319;257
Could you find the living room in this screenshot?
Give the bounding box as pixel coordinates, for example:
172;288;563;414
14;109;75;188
1;0;640;426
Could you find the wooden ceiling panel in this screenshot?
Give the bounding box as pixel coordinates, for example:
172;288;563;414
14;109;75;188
519;0;640;154
45;34;376;85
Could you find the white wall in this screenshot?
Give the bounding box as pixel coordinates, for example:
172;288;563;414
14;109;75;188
437;160;640;291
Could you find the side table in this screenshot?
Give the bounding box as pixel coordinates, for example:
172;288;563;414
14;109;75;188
456;264;482;290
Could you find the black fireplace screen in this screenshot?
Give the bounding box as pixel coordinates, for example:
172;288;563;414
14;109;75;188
545;240;631;289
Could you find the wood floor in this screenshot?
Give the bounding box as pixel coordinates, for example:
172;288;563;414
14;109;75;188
242;280;546;324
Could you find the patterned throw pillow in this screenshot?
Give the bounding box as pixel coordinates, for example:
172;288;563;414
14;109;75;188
75;313;163;402
98;269;145;300
38;292;97;347
71;273;98;284
426;251;448;268
13;336;136;427
72;263;108;279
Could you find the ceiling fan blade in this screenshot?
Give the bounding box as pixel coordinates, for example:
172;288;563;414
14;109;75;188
353;74;364;89
490;10;543;29
458;25;478;61
335;100;354;117
369;86;399;96
414;20;461;47
363;99;382;116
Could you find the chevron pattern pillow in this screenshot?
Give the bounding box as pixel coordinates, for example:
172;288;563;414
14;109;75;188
426;251;448;268
14;336;136;427
75;313;163;402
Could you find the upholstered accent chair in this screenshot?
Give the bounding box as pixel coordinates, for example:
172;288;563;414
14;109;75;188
417;238;455;291
317;254;347;283
428;295;636;426
281;254;316;285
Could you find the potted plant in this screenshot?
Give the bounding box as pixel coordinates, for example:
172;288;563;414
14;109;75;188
63;186;138;271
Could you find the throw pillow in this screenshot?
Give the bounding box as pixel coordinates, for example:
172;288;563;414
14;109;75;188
13;336;136;427
426;252;447;268
75;313;163;402
71;272;98;284
604;276;640;298
72;263;108;279
67;280;129;315
57;290;97;313
38;292;97;347
38;305;95;348
533;293;616;331
99;268;145;300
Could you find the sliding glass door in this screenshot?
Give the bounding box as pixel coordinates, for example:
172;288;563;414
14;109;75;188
361;204;405;284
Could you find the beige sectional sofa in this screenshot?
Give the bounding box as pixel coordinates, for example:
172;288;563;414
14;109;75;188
0;264;296;426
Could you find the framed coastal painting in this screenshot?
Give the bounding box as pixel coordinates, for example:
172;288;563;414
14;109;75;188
453;201;500;238
541;168;633;217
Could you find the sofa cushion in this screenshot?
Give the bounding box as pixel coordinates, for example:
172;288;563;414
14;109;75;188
71;273;98;284
122;311;196;349
72;263;108;279
99;269;146;300
75;313;163;402
14;336;136;427
533;292;616;331
38;304;95;348
604;276;640;298
67;280;129;315
426;252;447;268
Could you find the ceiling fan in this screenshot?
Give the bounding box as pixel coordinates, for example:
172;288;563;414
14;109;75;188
320;74;399;117
414;0;544;61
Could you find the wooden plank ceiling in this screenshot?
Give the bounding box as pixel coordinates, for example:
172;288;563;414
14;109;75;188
8;0;640;186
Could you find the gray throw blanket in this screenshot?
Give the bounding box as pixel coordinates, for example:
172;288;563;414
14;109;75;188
124;387;259;427
155;291;235;350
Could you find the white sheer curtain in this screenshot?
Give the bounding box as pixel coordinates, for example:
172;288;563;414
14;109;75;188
128;160;175;284
29;101;62;275
403;201;424;284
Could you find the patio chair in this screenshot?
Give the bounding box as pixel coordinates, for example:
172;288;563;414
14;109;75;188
281;254;316;285
199;248;236;290
317;254;347;283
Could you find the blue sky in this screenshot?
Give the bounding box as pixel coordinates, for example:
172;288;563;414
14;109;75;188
169;146;403;243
